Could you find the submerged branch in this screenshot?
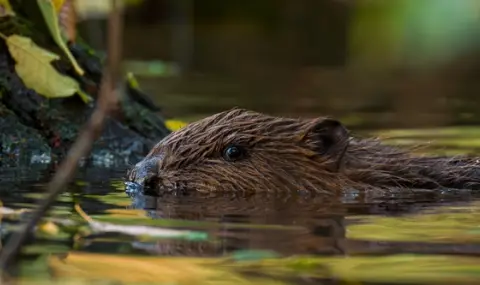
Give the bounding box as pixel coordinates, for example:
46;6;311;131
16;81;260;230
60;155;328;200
0;0;124;276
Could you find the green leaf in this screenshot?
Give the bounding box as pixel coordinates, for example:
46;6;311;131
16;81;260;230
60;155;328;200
3;33;92;103
36;0;85;76
347;201;480;243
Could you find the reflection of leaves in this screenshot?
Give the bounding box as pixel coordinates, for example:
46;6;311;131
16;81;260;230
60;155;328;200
48;252;237;285
0;205;29;218
236;255;480;284
230;250;280;262
47;252;480;285
75;204;208;241
90;190;300;231
109;179;126;192
93;207;303;231
37;0;84;76
3;34;92;103
84;192;131;206
86;220;208;241
37;221;60;236
22;192;73;203
281;254;480;284
347;201;480;243
24;243;70;255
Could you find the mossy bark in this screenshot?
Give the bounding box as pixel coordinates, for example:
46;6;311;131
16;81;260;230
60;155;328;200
0;7;171;167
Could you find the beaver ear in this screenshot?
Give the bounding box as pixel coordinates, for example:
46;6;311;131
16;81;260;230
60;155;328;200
303;118;350;156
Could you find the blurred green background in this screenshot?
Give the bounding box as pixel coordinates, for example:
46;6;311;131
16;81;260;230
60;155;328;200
79;0;480;129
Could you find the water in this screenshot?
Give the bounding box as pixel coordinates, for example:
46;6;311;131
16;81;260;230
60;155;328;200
1;129;480;284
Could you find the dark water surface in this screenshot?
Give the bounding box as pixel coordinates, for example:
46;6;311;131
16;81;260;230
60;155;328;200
1;131;480;284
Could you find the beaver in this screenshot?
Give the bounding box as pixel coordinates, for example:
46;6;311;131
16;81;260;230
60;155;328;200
125;108;480;195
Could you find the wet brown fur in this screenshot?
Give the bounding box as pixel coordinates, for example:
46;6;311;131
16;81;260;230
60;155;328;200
127;108;480;194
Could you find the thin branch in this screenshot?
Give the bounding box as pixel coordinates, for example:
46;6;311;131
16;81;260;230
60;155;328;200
0;0;124;276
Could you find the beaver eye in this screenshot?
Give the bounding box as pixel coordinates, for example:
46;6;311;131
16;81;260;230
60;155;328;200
222;145;245;162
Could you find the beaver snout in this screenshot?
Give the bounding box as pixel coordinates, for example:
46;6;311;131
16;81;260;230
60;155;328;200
127;157;161;188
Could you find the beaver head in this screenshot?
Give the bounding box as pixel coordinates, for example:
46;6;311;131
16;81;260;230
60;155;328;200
127;108;480;195
126;108;355;194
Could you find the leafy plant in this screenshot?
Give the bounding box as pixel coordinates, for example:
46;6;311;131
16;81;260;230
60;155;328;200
0;33;91;102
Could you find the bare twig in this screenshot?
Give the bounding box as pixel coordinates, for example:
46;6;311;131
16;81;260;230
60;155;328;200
0;0;124;276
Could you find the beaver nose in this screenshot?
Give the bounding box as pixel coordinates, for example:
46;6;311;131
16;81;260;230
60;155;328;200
126;156;161;196
128;157;160;186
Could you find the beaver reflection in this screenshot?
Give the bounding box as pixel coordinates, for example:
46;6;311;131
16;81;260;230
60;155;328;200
127;192;349;257
127;108;480;195
128;189;479;257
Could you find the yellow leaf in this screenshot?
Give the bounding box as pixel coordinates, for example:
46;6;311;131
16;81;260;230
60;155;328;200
4;34;92;103
165;119;188;131
37;0;84;76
